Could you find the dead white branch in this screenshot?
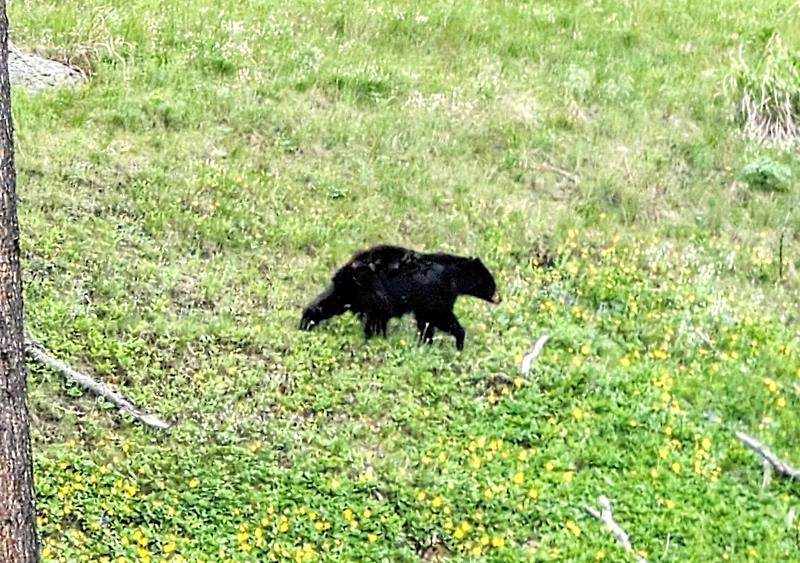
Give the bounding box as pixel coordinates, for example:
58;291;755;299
694;329;714;348
736;431;800;480
519;335;550;377
586;496;647;563
531;149;581;184
25;337;170;430
538;161;580;184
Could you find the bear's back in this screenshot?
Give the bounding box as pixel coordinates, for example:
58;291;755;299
349;245;417;271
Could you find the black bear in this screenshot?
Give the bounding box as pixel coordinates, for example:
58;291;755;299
299;245;500;350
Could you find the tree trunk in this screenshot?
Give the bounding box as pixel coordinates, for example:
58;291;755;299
0;0;40;559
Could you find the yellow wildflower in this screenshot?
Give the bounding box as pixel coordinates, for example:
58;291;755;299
565;521;581;537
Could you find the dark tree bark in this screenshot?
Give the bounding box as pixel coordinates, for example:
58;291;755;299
0;0;40;560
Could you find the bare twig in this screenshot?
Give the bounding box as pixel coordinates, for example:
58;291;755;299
736;431;800;480
694;329;714;348
519;335;550;377
25;337;170;430
538;161;580;184
585;496;647;563
530;148;581;184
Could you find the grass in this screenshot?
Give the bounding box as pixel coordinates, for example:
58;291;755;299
728;31;800;151
8;0;800;560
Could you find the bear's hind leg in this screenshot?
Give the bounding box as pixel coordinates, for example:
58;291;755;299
363;314;388;339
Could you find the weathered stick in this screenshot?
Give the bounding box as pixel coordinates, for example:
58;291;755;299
736;431;800;480
530;149;581;184
519;335;550;377
538;161;580;184
25;337;170;430
694;329;714;348
586;496;647;563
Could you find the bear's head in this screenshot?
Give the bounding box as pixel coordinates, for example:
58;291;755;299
460;258;500;304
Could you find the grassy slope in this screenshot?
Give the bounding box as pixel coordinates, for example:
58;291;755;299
9;0;800;560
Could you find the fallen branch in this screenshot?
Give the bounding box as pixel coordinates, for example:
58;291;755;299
538;161;580;184
25;337;170;430
694;329;714;348
585;496;647;563
519;335;550;377
530;149;581;185
736;431;800;480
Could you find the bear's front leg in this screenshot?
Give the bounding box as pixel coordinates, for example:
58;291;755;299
431;311;466;350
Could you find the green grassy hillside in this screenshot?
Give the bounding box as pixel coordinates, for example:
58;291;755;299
9;0;800;560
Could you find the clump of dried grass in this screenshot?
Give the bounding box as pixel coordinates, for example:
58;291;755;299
727;33;800;151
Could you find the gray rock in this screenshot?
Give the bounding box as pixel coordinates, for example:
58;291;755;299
8;42;84;92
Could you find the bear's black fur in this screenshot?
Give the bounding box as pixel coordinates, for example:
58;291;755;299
299;245;499;350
